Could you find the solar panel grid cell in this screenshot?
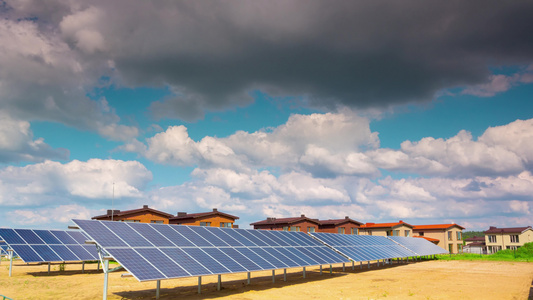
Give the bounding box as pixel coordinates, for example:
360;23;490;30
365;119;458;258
34;231;62;244
103;222;153;247
234;229;267;246
71;220;127;248
67;245;94;261
153;225;195;247
217;228;255;246
182;248;230;274
160;248;211;276
248;230;280;246
107;248;166;281
202;248;247;272
16;229;45;244
0;229;26;244
173;226;213;247
127;223;175;247
234;247;275;270
49;245;79;261
285;247;319;265
188;227;229;247
263;247;299;267
136;248;190;278
275;247;309;266
50;230;78;244
10;245;43;262
220;247;263;271
208;228;244;247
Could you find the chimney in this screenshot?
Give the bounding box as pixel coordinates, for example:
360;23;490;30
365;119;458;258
213;208;218;212
107;209;112;216
267;217;274;222
143;205;148;209
177;212;187;217
399;220;404;223
489;226;496;230
366;222;375;226
345;216;349;219
301;214;305;218
107;209;120;215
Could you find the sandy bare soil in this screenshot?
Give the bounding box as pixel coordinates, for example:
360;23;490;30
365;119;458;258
1;259;532;299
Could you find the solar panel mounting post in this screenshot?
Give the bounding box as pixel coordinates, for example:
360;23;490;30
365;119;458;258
156;280;161;299
343;263;345;272
272;270;275;283
329;265;332;275
103;259;109;300
352;261;354;270
8;250;13;277
197;276;201;294
247;272;251;285
48;262;51;275
283;269;287;282
303;267;306;278
319;265;322;275
217;275;221;291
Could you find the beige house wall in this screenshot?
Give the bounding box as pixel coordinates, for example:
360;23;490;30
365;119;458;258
360;224;412;237
414;226;463;254
485;229;533;253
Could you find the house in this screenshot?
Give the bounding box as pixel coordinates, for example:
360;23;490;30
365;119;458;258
92;205;174;224
250;214;322;232
318;216;363;234
169;208;239;228
413;223;465;254
463;236;486;254
483;226;533;253
464;236;485;245
359;220;413;237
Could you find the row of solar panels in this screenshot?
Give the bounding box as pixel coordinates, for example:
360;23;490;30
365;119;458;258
0;228;98;262
72;219;447;282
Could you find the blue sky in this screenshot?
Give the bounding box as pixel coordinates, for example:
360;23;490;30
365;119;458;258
1;1;533;230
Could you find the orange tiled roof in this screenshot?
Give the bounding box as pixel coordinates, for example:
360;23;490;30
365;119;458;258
360;220;413;229
414;236;439;242
413;224;465;230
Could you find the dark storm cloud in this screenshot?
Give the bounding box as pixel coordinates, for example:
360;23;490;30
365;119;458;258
7;0;533;120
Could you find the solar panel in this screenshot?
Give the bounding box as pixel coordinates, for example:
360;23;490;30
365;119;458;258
73;219;350;282
387;236;448;256
0;228;99;263
310;232;418;262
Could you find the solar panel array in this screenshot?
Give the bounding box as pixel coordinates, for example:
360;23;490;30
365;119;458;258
0;228;99;263
310;232;417;261
0;240;9;255
387;236;448;256
73;219;349;282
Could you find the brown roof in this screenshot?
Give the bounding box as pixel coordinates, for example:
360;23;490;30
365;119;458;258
169;208;239;221
360;220;414;229
413;224;465;230
483;226;532;234
464;236;485;242
319;217;363;226
92;205;174;220
465;242;485;247
250;215;321;226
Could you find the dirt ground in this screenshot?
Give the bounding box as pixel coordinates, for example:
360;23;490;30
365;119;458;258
0;259;532;299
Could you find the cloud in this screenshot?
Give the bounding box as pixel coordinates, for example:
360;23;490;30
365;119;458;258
0;17;137;141
5;1;533;121
8;204;97;226
0;111;68;162
0;159;152;207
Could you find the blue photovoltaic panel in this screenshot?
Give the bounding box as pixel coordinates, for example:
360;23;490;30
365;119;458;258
0;228;98;263
70;220;127;248
127;223;175;247
160;248;211;276
387;236;448;256
136;248;190;278
73;219;350;282
106;248;166;281
310;232;418;262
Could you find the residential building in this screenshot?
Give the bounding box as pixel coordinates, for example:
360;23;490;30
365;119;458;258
250;214;322;232
92;205;174;224
413;223;465;254
318;216;363;234
463;236;486;254
483;226;533;253
169;208;239;228
464;236;485;245
359;220;413;237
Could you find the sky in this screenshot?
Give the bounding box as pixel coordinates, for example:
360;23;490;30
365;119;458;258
1;0;533;231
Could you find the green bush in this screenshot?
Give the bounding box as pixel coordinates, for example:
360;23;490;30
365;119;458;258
437;242;533;262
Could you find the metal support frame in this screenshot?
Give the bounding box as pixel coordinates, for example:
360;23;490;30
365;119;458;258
48;262;51;275
329;264;332;275
320;265;322;275
283;269;287;281
198;276;201;294
103;259;109;300
217;275;221;291
352;261;354;270
156;280;161;299
82;261;85;273
367;261;370;269
303;267;306;278
342;263;345;272
360;261;362;269
272;270;275;283
247;272;251;285
8;250;13;277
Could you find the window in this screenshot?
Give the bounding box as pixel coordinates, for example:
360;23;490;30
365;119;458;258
405;230;410;237
448;231;453;240
290;226;301;232
392;230;399;236
124;219;140;223
510;235;519;243
351;228;359;235
150;220;164;224
456;231;462;240
307;227;315;233
282;226;289;231
199;222;211;226
488;246;501;254
488;235;497;243
368;230;372;236
507;246;518;250
419;232;425;236
448;244;453;253
220;222;232;228
338;227;345;234
457;244;463;253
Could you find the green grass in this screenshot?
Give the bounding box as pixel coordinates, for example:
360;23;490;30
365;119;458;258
436;242;533;262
